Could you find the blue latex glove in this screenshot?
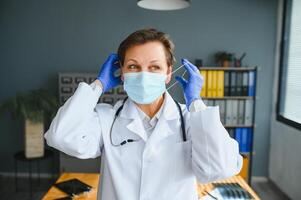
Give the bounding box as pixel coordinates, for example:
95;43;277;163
175;58;204;110
97;53;122;93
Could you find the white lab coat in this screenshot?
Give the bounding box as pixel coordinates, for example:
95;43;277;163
44;81;243;200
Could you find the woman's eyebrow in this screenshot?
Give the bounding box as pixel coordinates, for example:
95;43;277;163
126;59;160;64
126;59;138;63
150;59;159;63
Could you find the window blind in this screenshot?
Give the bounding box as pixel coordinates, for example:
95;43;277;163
280;0;301;124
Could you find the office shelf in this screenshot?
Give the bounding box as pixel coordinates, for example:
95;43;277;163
200;66;257;185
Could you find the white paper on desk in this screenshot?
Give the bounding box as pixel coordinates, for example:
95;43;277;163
199;188;224;200
199;188;248;200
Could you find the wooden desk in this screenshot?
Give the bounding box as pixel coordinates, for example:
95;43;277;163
42;173;260;199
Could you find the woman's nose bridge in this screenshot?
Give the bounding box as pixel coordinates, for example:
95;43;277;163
139;65;151;72
140;67;149;72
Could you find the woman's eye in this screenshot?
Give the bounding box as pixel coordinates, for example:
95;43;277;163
150;65;160;70
127;65;137;69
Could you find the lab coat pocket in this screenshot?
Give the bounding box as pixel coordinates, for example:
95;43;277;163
173;140;193;182
120;139;144;171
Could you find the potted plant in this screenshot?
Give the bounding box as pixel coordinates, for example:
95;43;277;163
214;51;234;67
0;89;59;158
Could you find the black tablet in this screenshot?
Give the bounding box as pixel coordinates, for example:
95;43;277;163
54;178;92;196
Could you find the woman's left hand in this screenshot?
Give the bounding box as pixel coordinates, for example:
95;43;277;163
175;58;204;110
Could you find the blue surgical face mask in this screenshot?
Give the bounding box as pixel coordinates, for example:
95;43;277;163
123;64;186;104
123;71;167;104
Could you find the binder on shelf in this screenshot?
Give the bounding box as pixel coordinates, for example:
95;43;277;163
226;100;233;125
230;72;237;96
244;99;253;126
212;70;217;97
242;72;249;96
231;100;238;125
248;71;255;96
236;72;243;96
238;100;245;125
224;71;230;96
200;70;207;97
217;71;224;97
207;71;213;97
235;127;252;153
242;128;252;152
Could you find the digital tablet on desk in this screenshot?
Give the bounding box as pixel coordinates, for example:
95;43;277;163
54;178;92;196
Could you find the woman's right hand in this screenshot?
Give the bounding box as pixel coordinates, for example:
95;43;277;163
97;53;122;92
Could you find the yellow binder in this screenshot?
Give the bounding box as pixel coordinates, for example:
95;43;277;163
217;71;225;97
207;71;213;97
212;70;217;97
200;70;207;97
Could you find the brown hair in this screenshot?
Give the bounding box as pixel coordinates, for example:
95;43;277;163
117;28;176;67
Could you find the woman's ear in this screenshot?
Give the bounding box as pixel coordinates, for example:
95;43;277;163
165;65;172;84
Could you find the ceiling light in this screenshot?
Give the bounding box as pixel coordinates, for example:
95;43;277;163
137;0;190;11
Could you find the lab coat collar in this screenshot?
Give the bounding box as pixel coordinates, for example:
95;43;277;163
119;99;148;141
119;97;140;119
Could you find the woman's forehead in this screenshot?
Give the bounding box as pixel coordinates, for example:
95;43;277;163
124;41;167;64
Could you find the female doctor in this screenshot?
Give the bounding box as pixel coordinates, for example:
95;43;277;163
44;28;243;200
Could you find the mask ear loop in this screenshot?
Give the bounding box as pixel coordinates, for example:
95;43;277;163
167;67;187;91
170;64;185;75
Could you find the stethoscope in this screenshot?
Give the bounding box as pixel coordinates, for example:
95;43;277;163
110;96;187;146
